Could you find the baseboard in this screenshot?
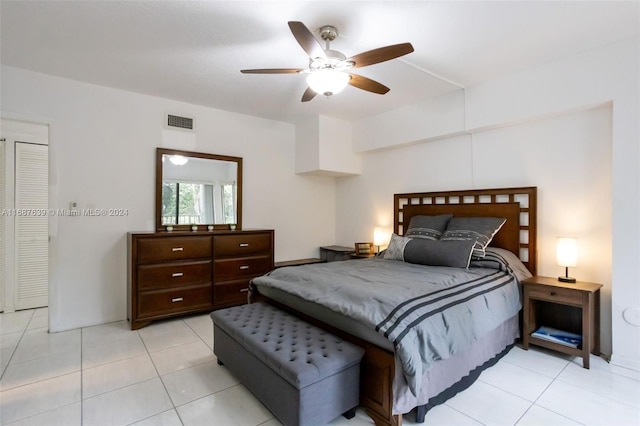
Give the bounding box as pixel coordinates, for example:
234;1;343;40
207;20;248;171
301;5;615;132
610;353;640;372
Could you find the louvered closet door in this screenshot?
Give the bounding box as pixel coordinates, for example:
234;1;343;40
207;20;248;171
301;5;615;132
15;142;48;310
0;140;5;311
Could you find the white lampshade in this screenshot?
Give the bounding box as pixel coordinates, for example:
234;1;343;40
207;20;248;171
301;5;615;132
556;237;578;267
169;155;189;166
306;70;350;96
373;227;390;247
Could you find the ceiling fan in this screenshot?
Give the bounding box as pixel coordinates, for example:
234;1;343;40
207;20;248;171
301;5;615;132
241;21;414;102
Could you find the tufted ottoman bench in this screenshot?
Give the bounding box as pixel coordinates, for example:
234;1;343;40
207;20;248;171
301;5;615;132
210;302;365;426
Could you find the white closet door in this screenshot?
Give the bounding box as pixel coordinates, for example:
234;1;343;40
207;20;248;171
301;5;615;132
15;142;48;310
0;140;5;311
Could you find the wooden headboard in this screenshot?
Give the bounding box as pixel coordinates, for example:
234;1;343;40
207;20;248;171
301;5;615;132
394;187;537;275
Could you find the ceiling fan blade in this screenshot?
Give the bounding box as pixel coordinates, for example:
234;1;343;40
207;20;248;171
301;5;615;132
240;68;304;74
347;43;414;68
348;73;390;94
288;21;326;59
301;87;317;102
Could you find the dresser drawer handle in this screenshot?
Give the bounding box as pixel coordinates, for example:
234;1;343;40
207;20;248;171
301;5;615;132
239;265;250;270
550;292;557;296
240;288;249;293
172;247;184;252
239;243;249;247
171;297;184;303
172;272;184;278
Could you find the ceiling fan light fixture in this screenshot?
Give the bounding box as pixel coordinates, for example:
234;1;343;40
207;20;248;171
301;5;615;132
306;70;350;97
169;155;189;166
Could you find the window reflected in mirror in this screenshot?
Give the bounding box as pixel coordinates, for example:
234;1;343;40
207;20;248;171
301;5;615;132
156;148;242;230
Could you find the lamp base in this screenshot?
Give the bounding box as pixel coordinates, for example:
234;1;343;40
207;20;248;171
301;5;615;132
558;276;577;283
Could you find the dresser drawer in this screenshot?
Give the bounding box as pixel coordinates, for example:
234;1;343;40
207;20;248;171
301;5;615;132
213;233;272;257
138;260;211;290
214;279;250;306
138;285;212;318
137;236;211;263
214;255;272;281
527;285;582;306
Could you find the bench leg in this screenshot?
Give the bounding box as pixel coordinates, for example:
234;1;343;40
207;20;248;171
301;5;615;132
342;407;357;419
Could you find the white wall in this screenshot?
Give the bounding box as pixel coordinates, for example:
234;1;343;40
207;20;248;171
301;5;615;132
1;66;337;332
352;90;467;152
295;115;361;176
341;37;639;368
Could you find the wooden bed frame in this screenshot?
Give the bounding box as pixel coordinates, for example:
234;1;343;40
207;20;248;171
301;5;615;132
259;187;537;426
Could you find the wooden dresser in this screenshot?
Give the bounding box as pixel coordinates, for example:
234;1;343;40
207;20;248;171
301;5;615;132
128;229;274;330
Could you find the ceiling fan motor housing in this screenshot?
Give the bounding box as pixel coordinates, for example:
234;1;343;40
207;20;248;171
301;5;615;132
319;25;338;42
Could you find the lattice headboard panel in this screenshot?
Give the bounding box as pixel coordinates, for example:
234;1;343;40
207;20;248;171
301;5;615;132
394;187;537;275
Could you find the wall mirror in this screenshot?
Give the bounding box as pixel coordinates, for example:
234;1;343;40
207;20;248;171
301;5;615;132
156;148;242;231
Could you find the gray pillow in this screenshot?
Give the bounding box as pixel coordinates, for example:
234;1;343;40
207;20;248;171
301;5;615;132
403;239;476;268
441;217;506;259
405;214;453;240
383;233;411;261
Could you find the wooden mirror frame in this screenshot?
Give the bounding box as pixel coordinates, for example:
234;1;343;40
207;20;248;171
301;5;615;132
155;148;243;232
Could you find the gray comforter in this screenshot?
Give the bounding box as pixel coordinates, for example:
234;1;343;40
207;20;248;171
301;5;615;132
252;254;523;396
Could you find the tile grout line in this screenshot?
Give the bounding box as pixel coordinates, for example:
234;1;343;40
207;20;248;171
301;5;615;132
441;402;488;426
166;316;271;425
552;357;640;412
80;325;84;426
139;319;185;425
0;310;35;382
554;373;640;410
517;358;587;426
472;352;582;425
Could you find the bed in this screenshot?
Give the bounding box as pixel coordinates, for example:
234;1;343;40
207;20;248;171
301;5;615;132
250;187;537;426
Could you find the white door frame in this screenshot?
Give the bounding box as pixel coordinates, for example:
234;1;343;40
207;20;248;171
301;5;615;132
0;118;49;313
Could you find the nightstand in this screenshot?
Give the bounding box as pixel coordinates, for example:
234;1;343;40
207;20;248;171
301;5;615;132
349;253;376;259
319;245;355;262
522;276;602;368
274;258;325;268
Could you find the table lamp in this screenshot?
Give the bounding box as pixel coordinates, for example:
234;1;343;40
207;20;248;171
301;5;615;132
556;237;578;283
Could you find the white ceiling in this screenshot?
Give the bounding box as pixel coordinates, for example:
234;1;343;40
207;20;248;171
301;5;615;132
1;1;638;124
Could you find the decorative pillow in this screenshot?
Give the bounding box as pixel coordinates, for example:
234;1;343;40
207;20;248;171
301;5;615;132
404;214;453;240
383;233;411;261
441;217;506;259
403;239;476;268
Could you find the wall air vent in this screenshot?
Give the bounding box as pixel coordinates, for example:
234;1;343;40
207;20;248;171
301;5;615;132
167;114;194;130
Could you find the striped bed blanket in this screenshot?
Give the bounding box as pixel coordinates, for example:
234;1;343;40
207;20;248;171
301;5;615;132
252;249;527;396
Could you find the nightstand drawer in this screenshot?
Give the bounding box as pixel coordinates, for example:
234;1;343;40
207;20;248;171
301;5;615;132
527;285;581;305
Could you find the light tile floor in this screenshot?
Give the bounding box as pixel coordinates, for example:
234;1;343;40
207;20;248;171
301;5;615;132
1;308;639;426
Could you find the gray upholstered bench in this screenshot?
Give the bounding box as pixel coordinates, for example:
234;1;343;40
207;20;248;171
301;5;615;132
210;302;365;426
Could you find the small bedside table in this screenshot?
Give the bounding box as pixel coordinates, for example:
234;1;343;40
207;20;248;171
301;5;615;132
274;258;325;268
319;245;355;262
349;253;376;259
522;276;603;369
